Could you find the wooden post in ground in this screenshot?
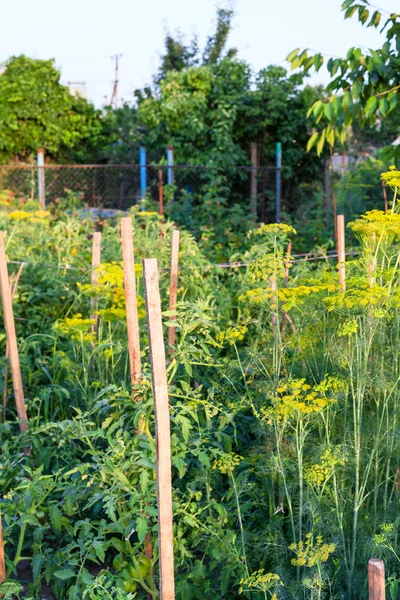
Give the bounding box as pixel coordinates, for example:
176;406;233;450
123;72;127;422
368;558;385;600
121;217;142;385
0;233;28;433
159;170;164;217
167;230;180;354
3;263;24;422
90;232;102;331
0;515;5;584
382;181;388;212
330;147;338;245
143;258;175;600
337;215;346;292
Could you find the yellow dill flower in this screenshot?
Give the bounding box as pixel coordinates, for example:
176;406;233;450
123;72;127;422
348;210;400;239
212;453;243;474
253;223;297;237
217;325;248;345
239;570;283;594
8;210;31;220
55;313;95;343
381;166;400;190
305;447;345;488
290;534;335;568
261;379;335;424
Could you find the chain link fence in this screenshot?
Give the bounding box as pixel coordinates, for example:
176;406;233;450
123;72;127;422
0;164;279;221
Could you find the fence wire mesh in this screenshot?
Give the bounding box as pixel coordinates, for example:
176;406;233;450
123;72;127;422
0;164;279;220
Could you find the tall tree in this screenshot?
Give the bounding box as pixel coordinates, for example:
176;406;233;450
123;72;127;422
0;55;103;163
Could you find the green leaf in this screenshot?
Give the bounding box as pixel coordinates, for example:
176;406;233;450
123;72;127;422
351;81;362;100
313;54;324;71
307;132;319;152
54;568;76;580
324;103;334;121
136;516;149;544
286;48;300;62
326;128;335;147
93;540;106;563
316;130;326;155
379;97;389;116
365;95;378;116
344;5;358;19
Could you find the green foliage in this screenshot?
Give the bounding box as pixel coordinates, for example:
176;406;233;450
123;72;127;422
0;56;103;163
287;2;400;157
1;175;400;598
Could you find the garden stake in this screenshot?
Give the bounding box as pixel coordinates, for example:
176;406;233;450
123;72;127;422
368;558;385;599
3;263;24;422
0;233;28;433
159;170;164;216
121;217;142;385
143;258;175;600
0;514;5;585
168;230;180;354
337;214;346;291
382;181;388;212
90;231;101;332
281;243;294;341
330;147;338;245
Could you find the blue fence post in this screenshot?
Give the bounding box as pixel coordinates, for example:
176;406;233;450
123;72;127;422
37;148;45;209
276;142;282;223
167;146;174;185
140;146;147;208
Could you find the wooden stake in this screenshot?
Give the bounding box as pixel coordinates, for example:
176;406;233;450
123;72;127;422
368;558;385;600
3;263;24;422
0;233;28;433
159;170;164;216
121;217;141;385
90;232;102;331
337;214;346;291
330;147;338;245
0;515;5;584
382;181;388;212
167;230;180;354
143;258;175;600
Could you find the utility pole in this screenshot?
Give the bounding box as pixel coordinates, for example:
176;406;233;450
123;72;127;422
110;54;122;109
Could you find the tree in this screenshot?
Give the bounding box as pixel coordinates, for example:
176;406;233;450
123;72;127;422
0;55;103;163
287;1;400;157
154;5;236;84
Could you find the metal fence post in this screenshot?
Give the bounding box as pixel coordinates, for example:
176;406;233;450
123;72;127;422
250;142;258;220
37;148;45;209
167;146;174;185
276;142;282;223
140;147;147;207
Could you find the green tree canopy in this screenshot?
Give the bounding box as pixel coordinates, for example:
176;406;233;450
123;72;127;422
0;55;103;162
287;0;400;157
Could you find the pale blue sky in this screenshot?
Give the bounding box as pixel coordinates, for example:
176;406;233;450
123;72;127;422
1;0;398;106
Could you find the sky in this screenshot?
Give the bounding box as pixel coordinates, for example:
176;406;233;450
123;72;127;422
0;0;398;106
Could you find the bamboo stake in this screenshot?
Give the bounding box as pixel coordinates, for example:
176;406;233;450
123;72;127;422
167;230;180;354
121;217;141;385
143;258;175;600
368;558;385;600
0;233;28;433
0;515;5;584
337;214;346;291
3;263;24;422
90;232;102;332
